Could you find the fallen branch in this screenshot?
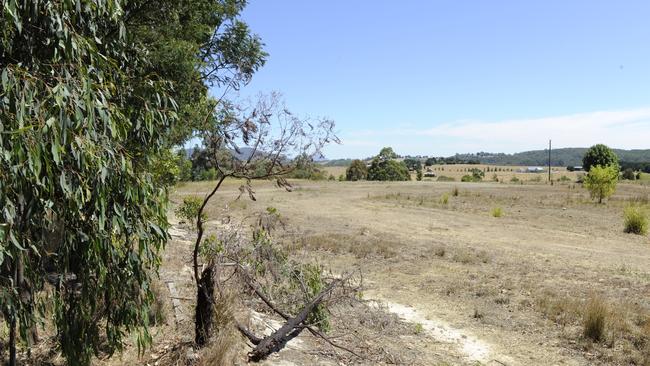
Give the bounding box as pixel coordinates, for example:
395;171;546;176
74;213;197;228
238;267;364;359
247;273;353;362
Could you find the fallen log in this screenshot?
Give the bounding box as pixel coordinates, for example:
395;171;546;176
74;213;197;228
247;277;342;362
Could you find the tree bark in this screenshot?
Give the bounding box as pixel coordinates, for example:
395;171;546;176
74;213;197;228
194;265;215;346
9;316;16;366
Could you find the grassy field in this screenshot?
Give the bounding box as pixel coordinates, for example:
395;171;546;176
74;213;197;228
154;177;650;365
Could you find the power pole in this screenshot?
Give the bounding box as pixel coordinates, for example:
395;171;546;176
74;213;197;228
548;139;552;182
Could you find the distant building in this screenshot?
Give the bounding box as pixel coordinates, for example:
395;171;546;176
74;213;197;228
525;167;546;173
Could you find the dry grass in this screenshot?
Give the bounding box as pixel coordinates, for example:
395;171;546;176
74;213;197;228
583;295;608;342
290;232;398;259
198;291;240;366
451;248;490;265
149;279;170;326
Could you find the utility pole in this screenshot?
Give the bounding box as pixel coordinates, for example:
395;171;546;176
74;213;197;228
548;139;552;182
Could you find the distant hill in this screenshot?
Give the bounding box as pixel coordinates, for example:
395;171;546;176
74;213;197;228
455;148;650;167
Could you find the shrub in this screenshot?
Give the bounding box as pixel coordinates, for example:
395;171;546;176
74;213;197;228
440;193;449;205
583;165;618;203
491;207;503;217
437;175;455;182
583;296;607;342
491;173;499;182
469;168;484;181
175;196;205;223
623;205;648;235
328;174;336;181
346;159;368;181
510;176;520;183
622;168;636;180
558;175;571;182
433;246;446;257
452;186;459;196
416;169;423;181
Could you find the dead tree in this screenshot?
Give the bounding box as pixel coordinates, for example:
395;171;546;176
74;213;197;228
189;92;338;347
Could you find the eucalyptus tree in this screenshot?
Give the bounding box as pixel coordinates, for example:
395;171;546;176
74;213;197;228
0;0;266;365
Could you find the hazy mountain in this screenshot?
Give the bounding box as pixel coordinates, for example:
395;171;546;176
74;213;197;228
455;148;650;167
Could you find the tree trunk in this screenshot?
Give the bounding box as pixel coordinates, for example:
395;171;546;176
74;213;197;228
9;316;16;366
194;265;215;347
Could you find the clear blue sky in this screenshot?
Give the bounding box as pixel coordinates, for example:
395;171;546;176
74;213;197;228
219;1;650;159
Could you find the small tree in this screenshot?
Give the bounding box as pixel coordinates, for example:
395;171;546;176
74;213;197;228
583;144;619;172
345;159;368;181
622;168;636;180
416;168;423;181
367;148;410;181
583;165;618;203
403;158;422;171
190;93;337;346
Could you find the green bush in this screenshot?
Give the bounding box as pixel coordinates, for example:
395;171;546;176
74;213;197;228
491;207;503;217
623;205;648;235
583;165;618;203
175;196;205;223
510;176;520;183
622;168;636;180
345;159;368;181
440;193;449;205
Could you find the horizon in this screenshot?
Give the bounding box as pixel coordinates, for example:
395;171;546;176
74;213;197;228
211;1;650;159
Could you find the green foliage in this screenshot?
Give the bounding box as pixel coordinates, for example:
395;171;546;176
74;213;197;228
0;1;185;363
176;151;193;182
416;169;423;181
510;176;521;183
583;144;619;172
403;158;422;171
295;263;330;332
287;154;327;180
440;194;449;205
367;147;410;181
175;197;205;224
345;159;368;181
470;168;485;181
378;147;398;160
491;207;503;217
129;0;268;146
367;160;410;181
150;149;182;187
623;205;648;235
583;165;619;203
622;168;636;180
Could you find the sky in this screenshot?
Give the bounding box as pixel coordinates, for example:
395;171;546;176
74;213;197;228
215;0;650;159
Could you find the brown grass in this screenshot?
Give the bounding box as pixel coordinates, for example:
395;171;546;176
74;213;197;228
583;295;608;342
291;232;398;259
